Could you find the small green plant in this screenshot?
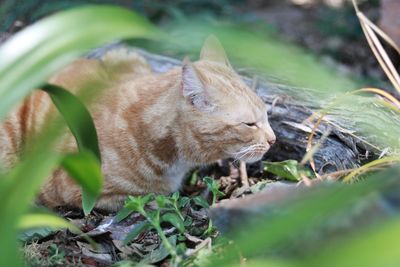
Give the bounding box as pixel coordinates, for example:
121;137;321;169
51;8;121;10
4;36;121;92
202;177;225;236
203;177;225;205
116;192;215;266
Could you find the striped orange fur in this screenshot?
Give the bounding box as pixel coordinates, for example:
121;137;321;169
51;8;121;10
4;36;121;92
0;37;275;211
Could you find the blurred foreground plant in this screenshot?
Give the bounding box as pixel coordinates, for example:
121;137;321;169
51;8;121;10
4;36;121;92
1;1;400;266
0;5;158;266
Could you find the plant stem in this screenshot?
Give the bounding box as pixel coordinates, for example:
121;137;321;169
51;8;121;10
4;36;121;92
174;205;185;221
140;208;180;264
155;225;177;258
212;194;216;206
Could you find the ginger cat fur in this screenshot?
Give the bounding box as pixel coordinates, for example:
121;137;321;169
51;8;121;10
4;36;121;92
0;37;276;211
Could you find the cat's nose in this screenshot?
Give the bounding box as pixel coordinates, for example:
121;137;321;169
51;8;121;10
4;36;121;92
264;123;276;146
267;136;276;145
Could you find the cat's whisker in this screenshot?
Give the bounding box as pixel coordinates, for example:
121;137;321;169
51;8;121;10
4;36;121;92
235;148;257;161
231;143;268;163
234;144;266;156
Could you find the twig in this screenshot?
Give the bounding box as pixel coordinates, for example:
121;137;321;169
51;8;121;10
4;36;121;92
184;237;212;258
239;161;249;188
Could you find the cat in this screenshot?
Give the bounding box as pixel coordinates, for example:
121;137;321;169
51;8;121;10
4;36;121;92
0;36;276;211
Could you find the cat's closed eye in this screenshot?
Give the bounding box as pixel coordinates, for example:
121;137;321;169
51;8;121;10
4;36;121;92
243;122;258;128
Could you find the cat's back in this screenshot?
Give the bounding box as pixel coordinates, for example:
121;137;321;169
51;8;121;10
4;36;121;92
0;50;153;167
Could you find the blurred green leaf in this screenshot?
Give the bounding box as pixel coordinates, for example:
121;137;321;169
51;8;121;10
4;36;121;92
161;212;185;233
0;5;159;121
17;212;81;234
0;152;60;266
213;168;400;266
0;5;160;266
17;227;55;243
306;217;400;267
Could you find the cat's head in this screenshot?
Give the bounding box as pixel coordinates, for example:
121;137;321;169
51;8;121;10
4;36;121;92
180;35;276;163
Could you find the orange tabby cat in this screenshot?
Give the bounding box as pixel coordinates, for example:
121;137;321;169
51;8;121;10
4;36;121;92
0;37;275;211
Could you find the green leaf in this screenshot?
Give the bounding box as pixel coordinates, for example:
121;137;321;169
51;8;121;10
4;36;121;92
204;177;217;190
20;212;100;248
43;84;103;215
176;242;188;255
155;195;170;208
204;177;225;203
0;5;159;121
61;151;103;215
149;210;161;224
125;194;154;213
213;168;400;266
0;5;159;266
42;84;101;161
17;213;81;234
123;221;150;245
306;217;400;267
161;212;185;233
140;235;177;264
17;227;55;243
192;196;210;209
115;206;134;223
178;196;190;208
250;180;271;193
171;192;180;201
0;153;60;266
184;216;193;227
263;160;301;181
204;177;224;195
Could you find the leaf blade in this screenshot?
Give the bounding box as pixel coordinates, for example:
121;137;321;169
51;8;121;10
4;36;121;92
0;5;160;121
42;84;102;160
61;151;103;215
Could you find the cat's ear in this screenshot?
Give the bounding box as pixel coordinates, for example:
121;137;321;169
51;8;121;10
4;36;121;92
182;58;214;112
200;35;231;68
